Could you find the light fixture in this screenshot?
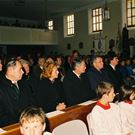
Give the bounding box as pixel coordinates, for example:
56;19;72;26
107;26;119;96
103;0;110;21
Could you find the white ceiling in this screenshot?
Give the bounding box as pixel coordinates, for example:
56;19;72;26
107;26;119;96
0;0;115;21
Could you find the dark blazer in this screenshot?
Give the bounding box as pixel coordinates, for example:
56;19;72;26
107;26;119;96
63;70;91;106
36;78;65;113
104;65;123;93
87;67;110;98
0;75;32;127
32;65;42;80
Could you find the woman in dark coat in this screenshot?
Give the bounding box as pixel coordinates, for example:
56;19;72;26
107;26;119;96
36;62;66;113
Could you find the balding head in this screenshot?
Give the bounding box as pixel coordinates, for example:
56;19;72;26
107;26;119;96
6;58;24;82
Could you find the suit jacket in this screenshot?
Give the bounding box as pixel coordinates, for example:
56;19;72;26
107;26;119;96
87;67;110;98
36;78;65;113
105;65;123;93
32;65;42;80
63;70;91;106
0;75;32;127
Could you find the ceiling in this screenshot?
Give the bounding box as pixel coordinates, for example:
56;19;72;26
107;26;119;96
0;0;114;21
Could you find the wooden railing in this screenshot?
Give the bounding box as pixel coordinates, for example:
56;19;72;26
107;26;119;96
0;100;96;135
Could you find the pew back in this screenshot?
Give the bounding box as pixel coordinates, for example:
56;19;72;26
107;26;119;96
0;101;96;135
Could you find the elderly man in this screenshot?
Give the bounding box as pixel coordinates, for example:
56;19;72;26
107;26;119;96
63;56;91;106
0;58;32;127
87;55;110;98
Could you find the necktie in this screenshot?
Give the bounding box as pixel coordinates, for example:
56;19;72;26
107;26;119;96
13;82;20;96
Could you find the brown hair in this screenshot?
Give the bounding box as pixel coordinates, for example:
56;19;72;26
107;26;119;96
41;62;57;79
96;81;114;98
120;85;135;101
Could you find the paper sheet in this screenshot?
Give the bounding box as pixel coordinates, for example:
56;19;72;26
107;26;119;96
0;128;6;134
46;110;65;118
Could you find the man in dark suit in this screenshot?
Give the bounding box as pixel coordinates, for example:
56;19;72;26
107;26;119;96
63;56;92;106
87;55;110;98
32;56;45;80
105;54;123;94
0;58;32;127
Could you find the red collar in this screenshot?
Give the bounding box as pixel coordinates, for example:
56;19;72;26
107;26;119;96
96;100;111;110
124;100;133;104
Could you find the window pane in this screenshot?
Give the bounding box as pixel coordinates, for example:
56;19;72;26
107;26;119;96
72;29;74;34
96;17;98;22
133;17;135;24
133;0;135;7
128;9;131;17
72;22;74;27
93;24;96;31
127;0;131;8
93;17;95;23
132;8;135;15
99;23;102;30
97;23;99;30
48;20;53;30
128;18;131;25
67;23;69;28
72;15;74;21
96;9;98;15
93;10;95;16
68;29;70;35
99;16;102;22
99;8;101;14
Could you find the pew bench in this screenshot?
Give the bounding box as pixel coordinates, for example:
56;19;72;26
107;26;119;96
0;100;96;135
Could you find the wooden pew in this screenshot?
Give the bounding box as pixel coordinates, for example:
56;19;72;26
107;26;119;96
0;101;96;135
1;123;20;135
47;103;96;131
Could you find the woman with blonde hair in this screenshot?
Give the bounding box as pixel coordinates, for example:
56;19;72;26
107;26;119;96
36;62;66;113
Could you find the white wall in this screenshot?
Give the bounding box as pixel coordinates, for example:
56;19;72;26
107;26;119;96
53;0;123;55
0;26;58;45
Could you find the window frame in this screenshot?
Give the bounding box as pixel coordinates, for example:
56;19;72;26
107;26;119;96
48;20;53;30
126;0;135;27
64;14;75;37
91;7;103;33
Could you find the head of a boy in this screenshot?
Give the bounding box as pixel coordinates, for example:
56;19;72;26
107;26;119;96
96;82;115;102
20;107;46;135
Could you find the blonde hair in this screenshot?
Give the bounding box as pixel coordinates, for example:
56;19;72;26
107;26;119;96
41;62;56;79
96;82;114;98
19;107;46;126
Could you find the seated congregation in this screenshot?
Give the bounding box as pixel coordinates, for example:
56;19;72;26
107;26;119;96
1;81;135;135
0;50;135;135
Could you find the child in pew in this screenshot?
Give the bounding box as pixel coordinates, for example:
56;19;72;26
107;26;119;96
88;81;125;135
19;107;53;135
118;85;135;135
